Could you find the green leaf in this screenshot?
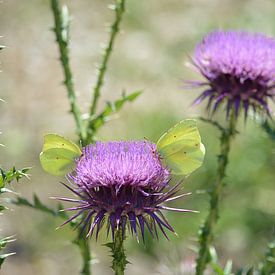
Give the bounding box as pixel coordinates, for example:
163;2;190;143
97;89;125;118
0;252;16;267
0;188;17;195
209;246;232;275
0;236;16;268
0;236;16;250
209;246;218;263
12;195;57;216
11;195;69;220
0;205;7;212
0;176;3;189
91;90;142;131
211;262;225;275
34;194;56;214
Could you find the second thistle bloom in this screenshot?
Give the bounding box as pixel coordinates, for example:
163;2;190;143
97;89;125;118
191;31;275;118
59;141;193;240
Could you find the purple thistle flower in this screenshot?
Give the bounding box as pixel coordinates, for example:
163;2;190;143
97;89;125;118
191;31;275;118
55;141;194;241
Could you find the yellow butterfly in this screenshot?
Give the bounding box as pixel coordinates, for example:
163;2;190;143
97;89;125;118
157;119;205;175
39;134;81;176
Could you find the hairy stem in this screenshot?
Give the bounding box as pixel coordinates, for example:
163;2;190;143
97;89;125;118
108;227;128;275
86;0;126;144
196;113;236;275
51;3;91;272
51;0;86;141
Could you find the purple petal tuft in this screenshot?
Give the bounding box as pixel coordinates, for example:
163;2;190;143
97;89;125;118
55;141;194;241
190;31;275;118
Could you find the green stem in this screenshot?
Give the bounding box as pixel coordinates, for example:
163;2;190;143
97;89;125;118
109;227;127;275
86;0;126;144
51;0;86;141
74;233;92;275
196;113;236;275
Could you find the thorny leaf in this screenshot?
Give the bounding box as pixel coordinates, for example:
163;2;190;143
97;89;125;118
90;90;141;131
0;236;16;268
0;167;30;188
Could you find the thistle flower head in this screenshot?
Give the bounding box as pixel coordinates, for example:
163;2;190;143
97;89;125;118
191;31;275;118
57;141;193;240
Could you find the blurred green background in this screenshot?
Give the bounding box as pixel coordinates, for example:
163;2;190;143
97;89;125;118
1;0;274;274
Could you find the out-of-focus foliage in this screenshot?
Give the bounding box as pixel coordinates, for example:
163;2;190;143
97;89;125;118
0;0;274;274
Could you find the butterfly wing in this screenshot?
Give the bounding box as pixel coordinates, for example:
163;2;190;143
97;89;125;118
157;119;205;175
40;134;81;176
42;134;82;154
